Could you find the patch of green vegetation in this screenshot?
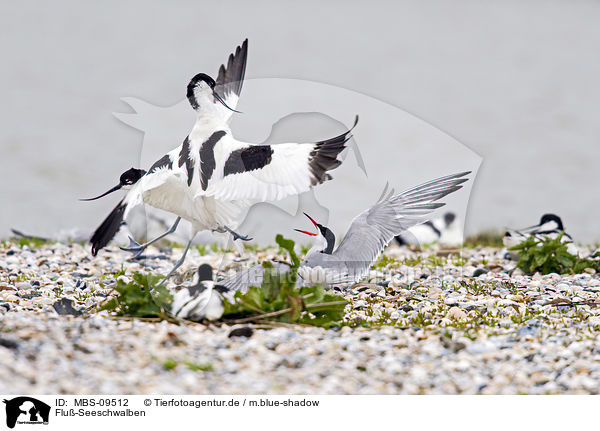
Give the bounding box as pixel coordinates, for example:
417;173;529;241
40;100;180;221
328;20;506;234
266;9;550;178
426;255;447;268
166;241;184;249
185;361;213;372
194;243;224;254
14;273;34;282
373;254;397;270
464;230;504;248
100;265;126;280
299;244;312;256
243;243;263;253
398;255;423;267
459;280;491;296
411;312;433;327
160;358;213;372
451;255;467;267
14;236;49;249
502;280;522;295
511;234;600;275
162;358;178;370
442;309;500;331
223;235;348;328
99;273;172;318
508;306;537;325
395;254;456;269
74;288;92;303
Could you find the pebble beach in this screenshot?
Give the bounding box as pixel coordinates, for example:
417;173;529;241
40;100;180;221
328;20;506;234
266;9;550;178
1;239;599;394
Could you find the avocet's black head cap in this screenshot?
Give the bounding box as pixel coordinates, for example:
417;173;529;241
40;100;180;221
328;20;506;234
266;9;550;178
187;72;240;113
187;73;215;110
119;167;146;186
79;167;146;201
197;264;213;282
539;213;563;230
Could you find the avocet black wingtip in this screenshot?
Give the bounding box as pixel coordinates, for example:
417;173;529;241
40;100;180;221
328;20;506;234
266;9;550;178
90;200;127;256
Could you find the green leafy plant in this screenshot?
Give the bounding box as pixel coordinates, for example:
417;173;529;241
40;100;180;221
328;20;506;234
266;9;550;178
511;234;600;275
222;235;348;327
99;273;173;317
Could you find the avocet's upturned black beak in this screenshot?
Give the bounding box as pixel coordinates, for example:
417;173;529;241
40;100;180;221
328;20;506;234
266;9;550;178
79;184;122;201
213;92;242;113
520;222;542;233
294;212;319;236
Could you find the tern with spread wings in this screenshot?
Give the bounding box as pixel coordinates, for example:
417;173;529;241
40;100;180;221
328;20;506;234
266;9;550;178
219;171;471;293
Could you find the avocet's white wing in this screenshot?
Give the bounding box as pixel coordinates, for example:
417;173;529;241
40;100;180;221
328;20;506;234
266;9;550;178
202;116;358;201
303;171;471;285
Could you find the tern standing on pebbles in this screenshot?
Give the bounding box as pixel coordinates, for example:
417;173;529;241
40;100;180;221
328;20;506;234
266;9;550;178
82;39;358;282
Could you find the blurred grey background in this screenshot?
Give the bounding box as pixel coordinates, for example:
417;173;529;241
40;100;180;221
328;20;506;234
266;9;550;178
1;0;599;243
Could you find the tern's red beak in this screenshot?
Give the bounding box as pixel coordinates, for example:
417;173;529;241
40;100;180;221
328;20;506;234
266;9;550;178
294;213;319;236
294;229;318;236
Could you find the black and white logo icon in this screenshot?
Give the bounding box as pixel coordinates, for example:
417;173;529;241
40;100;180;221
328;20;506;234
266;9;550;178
3;397;50;429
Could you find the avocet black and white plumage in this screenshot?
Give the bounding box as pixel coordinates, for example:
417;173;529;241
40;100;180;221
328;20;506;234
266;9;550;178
503;213;578;255
219;171;471;291
170;264;227;321
83;39;357;281
395;211;463;247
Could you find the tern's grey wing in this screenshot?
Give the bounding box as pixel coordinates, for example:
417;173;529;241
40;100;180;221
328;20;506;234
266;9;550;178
217;264;265;294
326;171;470;283
214;39;248;112
216;261;293;300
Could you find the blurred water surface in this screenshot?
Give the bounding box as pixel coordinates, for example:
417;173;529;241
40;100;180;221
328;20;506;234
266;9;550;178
1;0;599;243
